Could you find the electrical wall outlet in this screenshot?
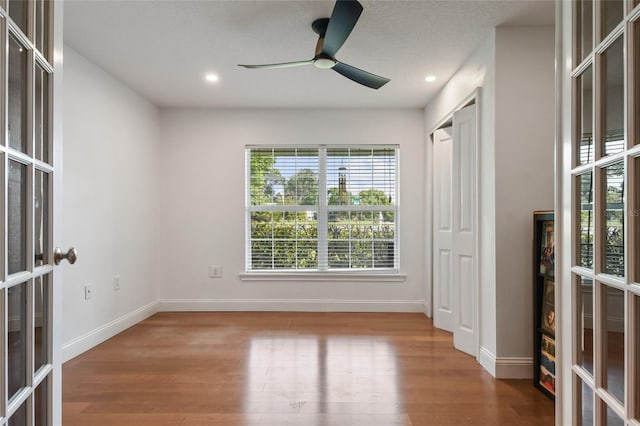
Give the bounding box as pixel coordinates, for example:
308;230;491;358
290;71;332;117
114;275;120;291
84;284;93;300
209;265;222;278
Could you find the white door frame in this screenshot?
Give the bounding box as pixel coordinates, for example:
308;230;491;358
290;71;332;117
51;1;64;424
426;87;481;359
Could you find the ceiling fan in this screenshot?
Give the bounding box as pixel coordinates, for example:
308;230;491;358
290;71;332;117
238;0;390;89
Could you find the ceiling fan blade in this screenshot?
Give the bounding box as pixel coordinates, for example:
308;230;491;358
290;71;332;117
238;60;314;69
322;0;363;57
332;61;390;89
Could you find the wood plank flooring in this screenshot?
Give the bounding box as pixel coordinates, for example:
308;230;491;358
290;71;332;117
63;312;554;425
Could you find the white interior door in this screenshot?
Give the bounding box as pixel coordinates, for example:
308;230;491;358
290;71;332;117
451;104;477;357
432;127;454;332
1;1;63;424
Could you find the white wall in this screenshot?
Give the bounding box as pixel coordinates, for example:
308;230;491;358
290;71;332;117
424;30;498;359
156;109;426;310
494;27;555;360
61;46;160;360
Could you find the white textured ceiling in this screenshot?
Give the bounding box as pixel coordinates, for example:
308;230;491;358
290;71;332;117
64;0;554;108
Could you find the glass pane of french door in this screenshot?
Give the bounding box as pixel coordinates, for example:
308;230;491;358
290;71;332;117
8;33;28;154
601;36;623;157
8;160;27;274
1;0;56;424
578;0;593;63
579;375;594;425
34;375;49;426
570;2;639;424
602;285;624;402
601;0;623;40
578;65;594;165
8;282;28;401
603;162;624;276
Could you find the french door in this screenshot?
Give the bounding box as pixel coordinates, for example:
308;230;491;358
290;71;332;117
561;0;640;424
0;0;62;424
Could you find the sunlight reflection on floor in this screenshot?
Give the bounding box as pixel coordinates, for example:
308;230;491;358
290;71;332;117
243;335;405;425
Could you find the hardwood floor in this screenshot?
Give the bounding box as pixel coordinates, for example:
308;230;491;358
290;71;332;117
63;312;554;425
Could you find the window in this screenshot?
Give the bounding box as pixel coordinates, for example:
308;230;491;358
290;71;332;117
246;146;398;272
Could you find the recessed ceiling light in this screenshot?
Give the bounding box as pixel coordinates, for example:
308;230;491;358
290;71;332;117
205;73;219;83
424;75;436;83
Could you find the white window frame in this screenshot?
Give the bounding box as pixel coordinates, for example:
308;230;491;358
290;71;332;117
244;145;400;274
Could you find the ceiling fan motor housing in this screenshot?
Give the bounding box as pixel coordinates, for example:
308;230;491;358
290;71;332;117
312;18;330;36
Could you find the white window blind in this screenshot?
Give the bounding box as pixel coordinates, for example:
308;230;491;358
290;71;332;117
246;146;399;272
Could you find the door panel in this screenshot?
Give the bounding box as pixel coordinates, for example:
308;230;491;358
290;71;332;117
458;120;473;232
458;255;474;330
433;128;454;332
452;104;477;357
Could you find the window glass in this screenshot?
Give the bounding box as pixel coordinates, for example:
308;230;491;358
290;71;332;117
604;162;624;276
328;211;395;269
247;146;398;272
8;282;28;401
602;37;624;157
249;148;318;206
577;276;594;376
635;158;640;283
579;0;594;63
602;0;623;39
34;275;50;372
579;377;594;425
35;0;50;58
8;34;28;153
579;66;594;165
35;65;50;163
635;296;640;420
605;403;624;425
34;375;49;426
8;0;27;35
8;160;27;274
579;172;594;268
250;211;318;270
635;20;640;146
35;170;49;267
602;285;625;402
7;399;27;426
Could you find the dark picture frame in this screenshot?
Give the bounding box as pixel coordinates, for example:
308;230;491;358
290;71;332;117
533;211;555;400
539;220;555;277
541;279;555;335
539;334;556;395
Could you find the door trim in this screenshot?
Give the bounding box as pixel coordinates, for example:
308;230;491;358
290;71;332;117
51;1;64;423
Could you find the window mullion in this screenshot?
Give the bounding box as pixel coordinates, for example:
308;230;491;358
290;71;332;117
318;148;328;270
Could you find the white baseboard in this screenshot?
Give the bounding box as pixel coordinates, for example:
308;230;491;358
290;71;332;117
62;301;158;362
479;346;497;376
479;346;533;379
157;298;425;313
423;306;431;318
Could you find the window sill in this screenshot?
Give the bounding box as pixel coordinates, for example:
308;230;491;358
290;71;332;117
238;271;407;282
